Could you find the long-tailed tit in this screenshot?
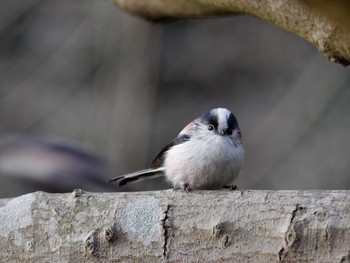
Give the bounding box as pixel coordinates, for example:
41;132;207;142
108;108;244;191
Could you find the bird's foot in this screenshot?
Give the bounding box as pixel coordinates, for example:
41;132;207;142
183;183;192;194
223;184;238;191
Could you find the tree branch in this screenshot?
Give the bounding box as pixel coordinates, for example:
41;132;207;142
111;0;350;66
0;190;349;262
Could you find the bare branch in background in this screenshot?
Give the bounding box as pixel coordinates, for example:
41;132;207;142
111;0;350;66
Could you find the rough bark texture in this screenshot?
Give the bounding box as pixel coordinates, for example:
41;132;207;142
0;190;349;262
111;0;350;66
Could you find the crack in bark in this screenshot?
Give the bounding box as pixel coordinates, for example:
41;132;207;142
278;247;285;262
85;229;99;257
161;204;173;259
278;204;304;262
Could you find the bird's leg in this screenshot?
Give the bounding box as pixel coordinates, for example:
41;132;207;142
183;183;192;194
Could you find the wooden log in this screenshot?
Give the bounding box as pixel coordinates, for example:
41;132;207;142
0;190;349;262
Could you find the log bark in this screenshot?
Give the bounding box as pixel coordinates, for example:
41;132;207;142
110;0;350;66
0;190;349;262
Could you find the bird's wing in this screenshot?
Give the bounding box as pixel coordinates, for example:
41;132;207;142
108;123;196;186
150;134;191;168
150;122;198;168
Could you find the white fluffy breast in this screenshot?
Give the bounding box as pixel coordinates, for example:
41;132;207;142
163;135;244;190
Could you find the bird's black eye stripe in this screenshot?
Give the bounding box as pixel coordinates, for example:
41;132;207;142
200;110;219;130
227;112;239;130
227;128;233;135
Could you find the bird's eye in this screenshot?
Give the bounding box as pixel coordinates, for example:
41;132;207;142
208;124;214;131
227;128;233;135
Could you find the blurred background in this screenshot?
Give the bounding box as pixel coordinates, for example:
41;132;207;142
0;0;349;198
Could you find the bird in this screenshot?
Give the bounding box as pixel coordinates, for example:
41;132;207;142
108;107;244;191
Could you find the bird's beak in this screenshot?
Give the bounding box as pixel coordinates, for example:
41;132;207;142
218;130;226;136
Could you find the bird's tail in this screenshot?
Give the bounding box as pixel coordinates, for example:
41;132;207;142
107;167;165;186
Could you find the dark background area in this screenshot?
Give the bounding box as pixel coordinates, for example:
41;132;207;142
0;0;349;197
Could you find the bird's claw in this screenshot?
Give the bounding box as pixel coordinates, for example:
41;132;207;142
224;184;238;191
183;183;192;194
